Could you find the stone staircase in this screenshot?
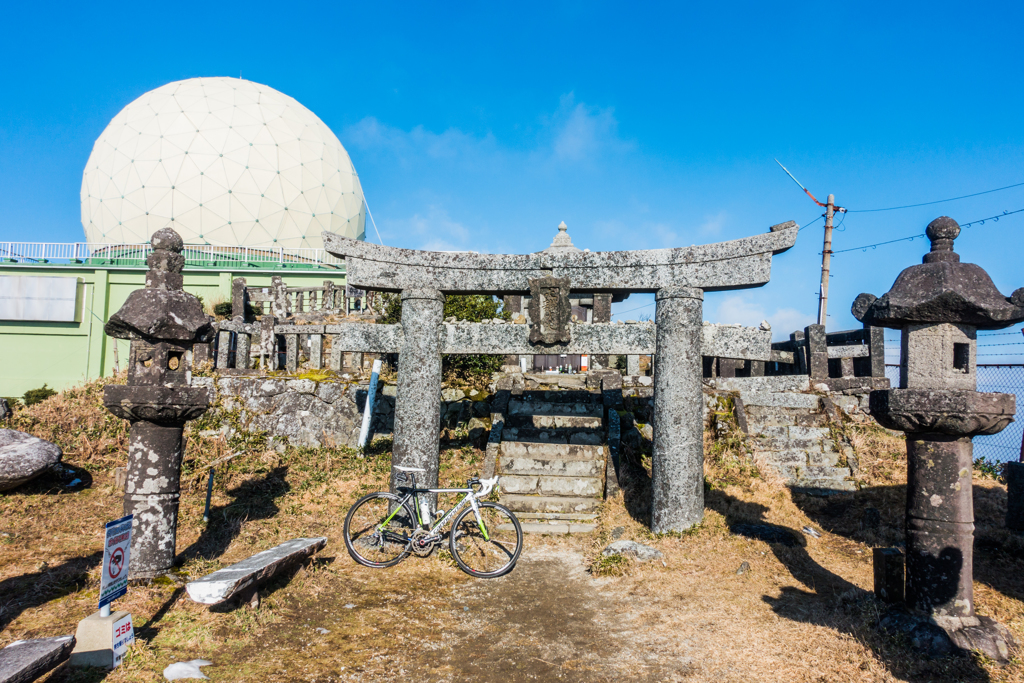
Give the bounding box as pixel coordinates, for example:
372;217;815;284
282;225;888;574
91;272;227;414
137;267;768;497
710;376;857;493
495;390;608;533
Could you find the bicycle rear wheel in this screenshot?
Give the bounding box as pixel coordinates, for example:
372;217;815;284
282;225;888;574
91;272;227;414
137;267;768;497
344;492;415;568
449;502;523;578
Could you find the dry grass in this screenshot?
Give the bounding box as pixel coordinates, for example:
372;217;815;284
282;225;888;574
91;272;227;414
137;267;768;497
1;381;1022;681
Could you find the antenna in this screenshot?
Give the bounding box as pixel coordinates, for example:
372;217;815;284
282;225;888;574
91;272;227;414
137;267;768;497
774;159;846;328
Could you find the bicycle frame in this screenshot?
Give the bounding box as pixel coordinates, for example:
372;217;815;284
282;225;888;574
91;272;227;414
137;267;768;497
382;474;498;542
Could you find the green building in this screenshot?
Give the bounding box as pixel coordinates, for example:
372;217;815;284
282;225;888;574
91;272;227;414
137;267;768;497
0;245;348;398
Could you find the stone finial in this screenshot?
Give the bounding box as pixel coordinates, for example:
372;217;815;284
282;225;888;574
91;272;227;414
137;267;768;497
543;221;581;253
923;216;961;264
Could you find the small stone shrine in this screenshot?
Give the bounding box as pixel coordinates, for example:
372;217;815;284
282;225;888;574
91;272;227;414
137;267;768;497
853;216;1024;660
325;220;799;533
103;228;212;579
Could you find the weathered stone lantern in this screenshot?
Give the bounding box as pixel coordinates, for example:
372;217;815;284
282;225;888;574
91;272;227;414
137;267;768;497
103;228;212;579
853;216;1024;659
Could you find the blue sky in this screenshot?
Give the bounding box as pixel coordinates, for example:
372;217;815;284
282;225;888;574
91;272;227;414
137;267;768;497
2;2;1023;357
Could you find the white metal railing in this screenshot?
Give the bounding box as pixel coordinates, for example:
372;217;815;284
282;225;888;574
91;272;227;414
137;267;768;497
0;242;345;268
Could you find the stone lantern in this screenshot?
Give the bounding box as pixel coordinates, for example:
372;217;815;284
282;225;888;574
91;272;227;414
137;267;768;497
852;216;1024;660
103;228;212;579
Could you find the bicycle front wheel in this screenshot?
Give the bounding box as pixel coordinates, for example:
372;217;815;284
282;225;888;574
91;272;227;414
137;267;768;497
343;492;415;568
449;502;523;578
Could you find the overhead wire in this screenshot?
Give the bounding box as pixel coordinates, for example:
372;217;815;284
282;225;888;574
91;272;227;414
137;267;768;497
831;208;1024;254
846;181;1024;213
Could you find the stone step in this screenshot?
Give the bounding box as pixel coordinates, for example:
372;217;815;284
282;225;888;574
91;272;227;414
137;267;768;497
792;477;857;493
807;450;840;467
499;494;603;514
799;465;852;479
713;376;812;394
515;391;602;406
753;437;831;452
516;511;598;521
502;427;603;445
511;414;603;430
509;398;603;417
789;426;830;440
500;441;605;460
753;449;808;466
741;392;821;410
513;522;598;534
499;456;604;478
500;474;604;498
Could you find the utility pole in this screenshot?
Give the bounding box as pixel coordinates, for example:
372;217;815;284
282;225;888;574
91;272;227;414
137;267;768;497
774;161;846;331
817;194;835;326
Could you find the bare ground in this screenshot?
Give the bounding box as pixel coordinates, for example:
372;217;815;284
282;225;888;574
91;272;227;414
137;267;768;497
1;380;1023;682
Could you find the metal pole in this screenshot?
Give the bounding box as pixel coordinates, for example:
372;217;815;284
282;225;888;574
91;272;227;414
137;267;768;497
817;194;835;327
203;467;215;523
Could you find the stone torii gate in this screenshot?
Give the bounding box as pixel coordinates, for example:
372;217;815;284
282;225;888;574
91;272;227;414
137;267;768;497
324;221;799;533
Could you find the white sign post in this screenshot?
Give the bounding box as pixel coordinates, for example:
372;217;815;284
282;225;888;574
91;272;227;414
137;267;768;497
358;359;382;450
99;514;133;614
71;514;135;669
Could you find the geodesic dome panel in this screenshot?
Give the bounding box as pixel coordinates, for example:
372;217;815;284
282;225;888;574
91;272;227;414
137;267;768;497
81;77;365;249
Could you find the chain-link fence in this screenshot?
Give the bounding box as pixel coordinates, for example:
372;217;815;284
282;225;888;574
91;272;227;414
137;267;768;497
885;364;1024;464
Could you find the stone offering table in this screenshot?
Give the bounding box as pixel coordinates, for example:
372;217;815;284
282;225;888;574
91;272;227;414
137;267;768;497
103;228;212;579
854;216;1024;661
325;220;799;533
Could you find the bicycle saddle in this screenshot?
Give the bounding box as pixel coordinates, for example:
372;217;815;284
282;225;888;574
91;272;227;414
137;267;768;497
394;466;426;473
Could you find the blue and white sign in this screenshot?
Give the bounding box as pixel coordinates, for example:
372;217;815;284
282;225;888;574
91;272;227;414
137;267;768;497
99;514;133;608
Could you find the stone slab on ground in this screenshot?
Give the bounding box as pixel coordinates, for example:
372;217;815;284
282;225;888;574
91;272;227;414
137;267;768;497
601;540;663;562
0;429;62;492
186;537;327;605
0;635;75;683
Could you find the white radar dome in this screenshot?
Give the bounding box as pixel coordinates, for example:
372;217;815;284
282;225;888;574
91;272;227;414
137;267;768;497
81;77;365;249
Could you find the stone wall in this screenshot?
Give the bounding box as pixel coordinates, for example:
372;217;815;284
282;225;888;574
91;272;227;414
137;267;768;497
192;376;494;449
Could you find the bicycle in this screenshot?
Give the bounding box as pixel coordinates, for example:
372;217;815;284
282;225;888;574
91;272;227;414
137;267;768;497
342;466;524;578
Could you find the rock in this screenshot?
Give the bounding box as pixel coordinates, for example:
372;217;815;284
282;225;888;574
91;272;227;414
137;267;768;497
610;526;625;540
601;540;663;562
0;398;11;421
736;561;750;575
467;417;488;443
163;659;213;680
0;429;62;492
441;388;465;402
472;401;490;418
813;383;830;393
638;423;653;441
0;635;76;683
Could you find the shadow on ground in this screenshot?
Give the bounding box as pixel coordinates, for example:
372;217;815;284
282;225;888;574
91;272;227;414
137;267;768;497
0;551;103;631
177;466;291;564
617;455;995;682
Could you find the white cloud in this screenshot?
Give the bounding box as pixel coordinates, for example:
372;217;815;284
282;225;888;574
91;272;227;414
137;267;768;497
698;211;728;235
711;294;814;341
387;205;473;252
544;93;633;162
